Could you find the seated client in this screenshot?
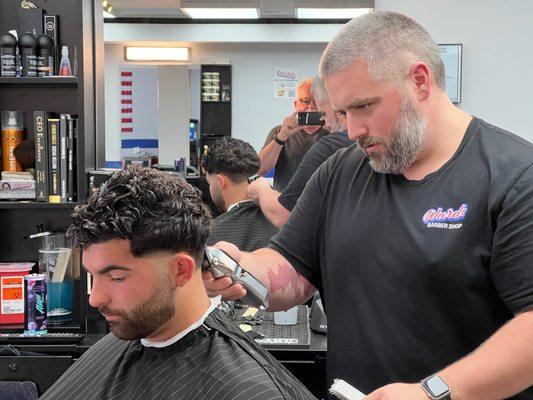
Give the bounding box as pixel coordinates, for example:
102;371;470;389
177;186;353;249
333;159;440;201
204;137;278;252
40;167;316;400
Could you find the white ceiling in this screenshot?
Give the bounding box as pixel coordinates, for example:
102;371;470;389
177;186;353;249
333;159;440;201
108;0;374;19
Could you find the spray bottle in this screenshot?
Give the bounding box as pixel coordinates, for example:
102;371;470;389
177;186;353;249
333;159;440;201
58;45;72;76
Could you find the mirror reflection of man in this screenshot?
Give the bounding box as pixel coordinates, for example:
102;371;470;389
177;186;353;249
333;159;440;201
205;137;278;252
41;167;316;400
258;77;329;191
248;75;351;227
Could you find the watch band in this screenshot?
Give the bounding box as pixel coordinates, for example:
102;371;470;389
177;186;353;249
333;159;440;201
274;133;286;146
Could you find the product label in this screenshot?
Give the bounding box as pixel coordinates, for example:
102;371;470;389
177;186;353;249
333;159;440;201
0;53;16;77
28;55;38;76
1;276;24;314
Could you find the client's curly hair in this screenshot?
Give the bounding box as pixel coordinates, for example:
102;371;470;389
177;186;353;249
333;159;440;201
202;137;259;183
67;167;211;263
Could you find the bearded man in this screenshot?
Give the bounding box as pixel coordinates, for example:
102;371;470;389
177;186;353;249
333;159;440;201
40;167;317;400
204;11;533;400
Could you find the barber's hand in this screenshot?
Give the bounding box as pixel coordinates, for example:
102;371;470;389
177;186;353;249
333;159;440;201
365;383;427;400
277;111;301;141
247;177;272;202
202;241;247;301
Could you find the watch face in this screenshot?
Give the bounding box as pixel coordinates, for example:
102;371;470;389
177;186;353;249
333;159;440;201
426;375;450;396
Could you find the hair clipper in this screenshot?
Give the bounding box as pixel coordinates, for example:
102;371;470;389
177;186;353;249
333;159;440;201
203;246;269;310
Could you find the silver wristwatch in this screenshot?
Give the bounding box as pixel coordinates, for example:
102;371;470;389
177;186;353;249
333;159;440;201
420;374;451;400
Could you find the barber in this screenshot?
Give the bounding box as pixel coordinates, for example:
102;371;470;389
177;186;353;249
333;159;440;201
205;11;533;400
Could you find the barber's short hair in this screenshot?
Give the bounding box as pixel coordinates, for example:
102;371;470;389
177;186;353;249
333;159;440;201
320;11;445;89
203;137;259;183
310;75;329;104
67;166;211;263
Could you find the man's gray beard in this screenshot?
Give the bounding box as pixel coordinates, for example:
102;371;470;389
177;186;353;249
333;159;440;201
366;96;426;175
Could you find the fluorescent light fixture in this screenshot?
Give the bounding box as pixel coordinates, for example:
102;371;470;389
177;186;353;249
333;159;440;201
297;8;372;19
125;47;190;62
182;8;259;19
103;10;115;19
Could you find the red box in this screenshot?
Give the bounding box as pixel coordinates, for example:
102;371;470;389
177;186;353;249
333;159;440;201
0;263;33;324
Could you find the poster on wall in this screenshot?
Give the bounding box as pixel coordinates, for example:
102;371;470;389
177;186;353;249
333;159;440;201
439;44;462;103
273;68;299;99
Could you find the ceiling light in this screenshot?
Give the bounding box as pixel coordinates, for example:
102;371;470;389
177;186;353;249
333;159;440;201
296;8;372;19
182;8;259;19
125;47;190;62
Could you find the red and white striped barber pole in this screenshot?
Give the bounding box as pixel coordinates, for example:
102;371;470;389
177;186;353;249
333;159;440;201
121;70;133;135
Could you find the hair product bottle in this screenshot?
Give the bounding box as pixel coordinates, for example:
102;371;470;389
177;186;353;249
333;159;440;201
58;45;72;76
18;32;38;77
37;34;54;77
0;32;18;77
1;111;24;172
201;145;209;175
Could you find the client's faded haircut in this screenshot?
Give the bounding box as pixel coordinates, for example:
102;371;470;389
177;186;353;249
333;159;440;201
67;166;211;264
203;137;260;183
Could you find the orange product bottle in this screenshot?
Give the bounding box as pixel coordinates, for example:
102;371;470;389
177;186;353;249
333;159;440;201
1;111;24;172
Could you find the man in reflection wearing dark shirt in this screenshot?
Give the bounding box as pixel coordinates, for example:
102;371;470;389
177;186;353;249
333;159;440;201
248;75;351;227
259;77;329;191
205;137;278;252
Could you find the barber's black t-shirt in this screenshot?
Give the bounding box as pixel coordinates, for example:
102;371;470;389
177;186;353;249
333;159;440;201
263;125;328;191
278;131;352;211
270;118;533;397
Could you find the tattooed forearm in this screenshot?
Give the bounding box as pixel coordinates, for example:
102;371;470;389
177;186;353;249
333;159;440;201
267;261;306;299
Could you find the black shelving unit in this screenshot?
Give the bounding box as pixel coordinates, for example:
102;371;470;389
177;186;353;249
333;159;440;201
200;64;232;137
0;77;78;85
0;201;77;209
0;0;104;335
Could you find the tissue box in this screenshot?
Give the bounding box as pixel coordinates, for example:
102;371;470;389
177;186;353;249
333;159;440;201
0;180;36;200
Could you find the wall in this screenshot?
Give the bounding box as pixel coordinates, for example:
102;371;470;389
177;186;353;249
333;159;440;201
377;0;533;140
158;65;190;165
104;0;533;162
104;42;326;162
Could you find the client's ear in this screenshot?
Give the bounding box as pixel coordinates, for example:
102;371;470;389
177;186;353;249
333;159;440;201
171;253;197;287
217;174;228;189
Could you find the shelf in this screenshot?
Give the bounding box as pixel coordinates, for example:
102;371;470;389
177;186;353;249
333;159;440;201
0;201;78;210
0;323;82;333
201;101;231;104
0;77;78;86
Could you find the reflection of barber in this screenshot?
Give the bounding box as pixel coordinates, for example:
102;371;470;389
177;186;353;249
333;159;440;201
1;182;11;189
205;11;533;400
259;77;329;191
248;76;351;227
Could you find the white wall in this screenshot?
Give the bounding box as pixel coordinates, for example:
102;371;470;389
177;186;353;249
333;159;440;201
104;1;533;162
158;65;190;165
376;0;533;140
104;43;122;163
104;42;325;162
191;43;326;150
